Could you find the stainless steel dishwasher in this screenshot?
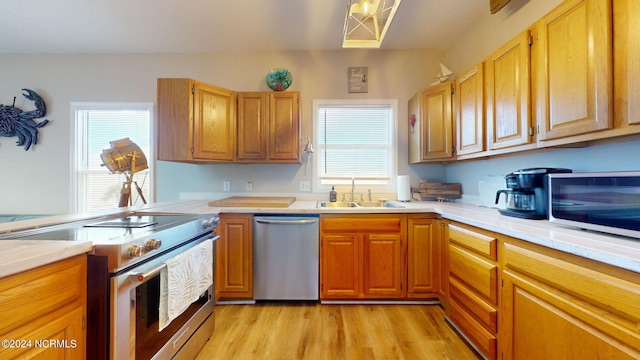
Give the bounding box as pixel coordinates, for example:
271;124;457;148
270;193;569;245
253;215;319;300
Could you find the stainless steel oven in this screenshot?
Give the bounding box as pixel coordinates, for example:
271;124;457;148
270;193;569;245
110;233;217;360
0;212;219;360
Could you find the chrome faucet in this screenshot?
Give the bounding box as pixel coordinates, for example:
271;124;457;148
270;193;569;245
350;177;356;202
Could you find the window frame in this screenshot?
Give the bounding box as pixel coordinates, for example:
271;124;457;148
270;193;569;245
70;102;155;213
312;99;398;194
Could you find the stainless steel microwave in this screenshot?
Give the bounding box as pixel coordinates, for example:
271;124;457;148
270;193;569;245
547;171;640;239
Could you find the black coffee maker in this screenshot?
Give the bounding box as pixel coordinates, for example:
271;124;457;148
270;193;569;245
495;168;572;219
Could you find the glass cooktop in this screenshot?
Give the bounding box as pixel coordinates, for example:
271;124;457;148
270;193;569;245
0;214;199;242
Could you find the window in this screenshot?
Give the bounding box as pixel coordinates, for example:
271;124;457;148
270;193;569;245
313;99;397;193
72;103;153;213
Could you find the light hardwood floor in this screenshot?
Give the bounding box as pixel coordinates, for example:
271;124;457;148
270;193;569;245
195;303;480;360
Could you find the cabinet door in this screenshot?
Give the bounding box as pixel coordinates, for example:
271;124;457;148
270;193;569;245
423;83;455;160
535;0;612;142
321;234;360;298
193;81;236;161
269;92;300;162
0;255;86;360
456;63;485;156
502;241;640;359
502;271;640;360
237;92;268;161
407;217;438;298
1;305;85;360
217;214;253;299
614;0;640;127
157;78;193;161
486;30;533;150
363;233;404;298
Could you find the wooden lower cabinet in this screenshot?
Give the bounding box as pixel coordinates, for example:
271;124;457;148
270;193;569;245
0;254;87;360
407;214;441;299
216;213;253;300
501;240;640;359
320;214;406;299
446;222;499;360
363;233;404;297
321;234;360;298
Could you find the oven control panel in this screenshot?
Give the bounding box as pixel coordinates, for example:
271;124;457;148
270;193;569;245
127;238;163;258
145;238;162;251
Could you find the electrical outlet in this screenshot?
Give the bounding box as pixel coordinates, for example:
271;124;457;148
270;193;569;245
299;181;311;192
223;181;230;192
246;180;253;192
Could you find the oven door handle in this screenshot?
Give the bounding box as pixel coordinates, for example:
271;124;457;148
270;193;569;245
129;235;219;282
130;263;167;282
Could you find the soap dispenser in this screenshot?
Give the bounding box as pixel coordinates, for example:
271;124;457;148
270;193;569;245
329;186;337;202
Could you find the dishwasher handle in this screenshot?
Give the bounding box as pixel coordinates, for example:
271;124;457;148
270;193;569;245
255;218;318;225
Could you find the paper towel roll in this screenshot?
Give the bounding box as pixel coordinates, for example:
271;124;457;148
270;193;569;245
397;175;411;202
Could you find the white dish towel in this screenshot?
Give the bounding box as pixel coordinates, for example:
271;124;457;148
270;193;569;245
159;239;213;331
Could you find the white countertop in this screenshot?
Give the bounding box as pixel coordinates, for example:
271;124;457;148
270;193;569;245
0;200;205;278
200;199;640;274
1;199;639;278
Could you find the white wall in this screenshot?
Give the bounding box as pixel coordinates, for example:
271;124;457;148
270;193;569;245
0;50;446;214
443;0;640;202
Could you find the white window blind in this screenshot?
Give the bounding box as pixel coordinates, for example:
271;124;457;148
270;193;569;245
314;100;397;192
73;103;153;212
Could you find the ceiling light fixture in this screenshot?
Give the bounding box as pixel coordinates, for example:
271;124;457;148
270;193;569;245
342;0;402;48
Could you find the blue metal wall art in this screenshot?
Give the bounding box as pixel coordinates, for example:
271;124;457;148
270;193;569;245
0;88;50;151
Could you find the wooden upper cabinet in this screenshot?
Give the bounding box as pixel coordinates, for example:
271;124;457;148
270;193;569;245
408;82;455;163
270;92;301;162
486;30;534;151
157;78;236;162
237;91;301;163
614;0;640;128
456;63;485;156
193;82;237;160
237;92;268;161
534;0;613;143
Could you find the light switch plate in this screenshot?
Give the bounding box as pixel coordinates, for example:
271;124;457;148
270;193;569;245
246;180;253;192
223;181;230;192
299;181;311;192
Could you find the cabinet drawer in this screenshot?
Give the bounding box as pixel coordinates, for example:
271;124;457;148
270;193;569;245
449;277;497;332
449;224;497;260
321;215;403;232
0;255;86;335
449;243;498;304
503;242;640;342
448;299;497;360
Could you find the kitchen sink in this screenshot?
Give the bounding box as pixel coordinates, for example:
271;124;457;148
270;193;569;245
317;201;360;208
316;201;404;208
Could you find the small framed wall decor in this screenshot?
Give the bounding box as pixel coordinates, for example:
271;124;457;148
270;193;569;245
348;67;368;93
